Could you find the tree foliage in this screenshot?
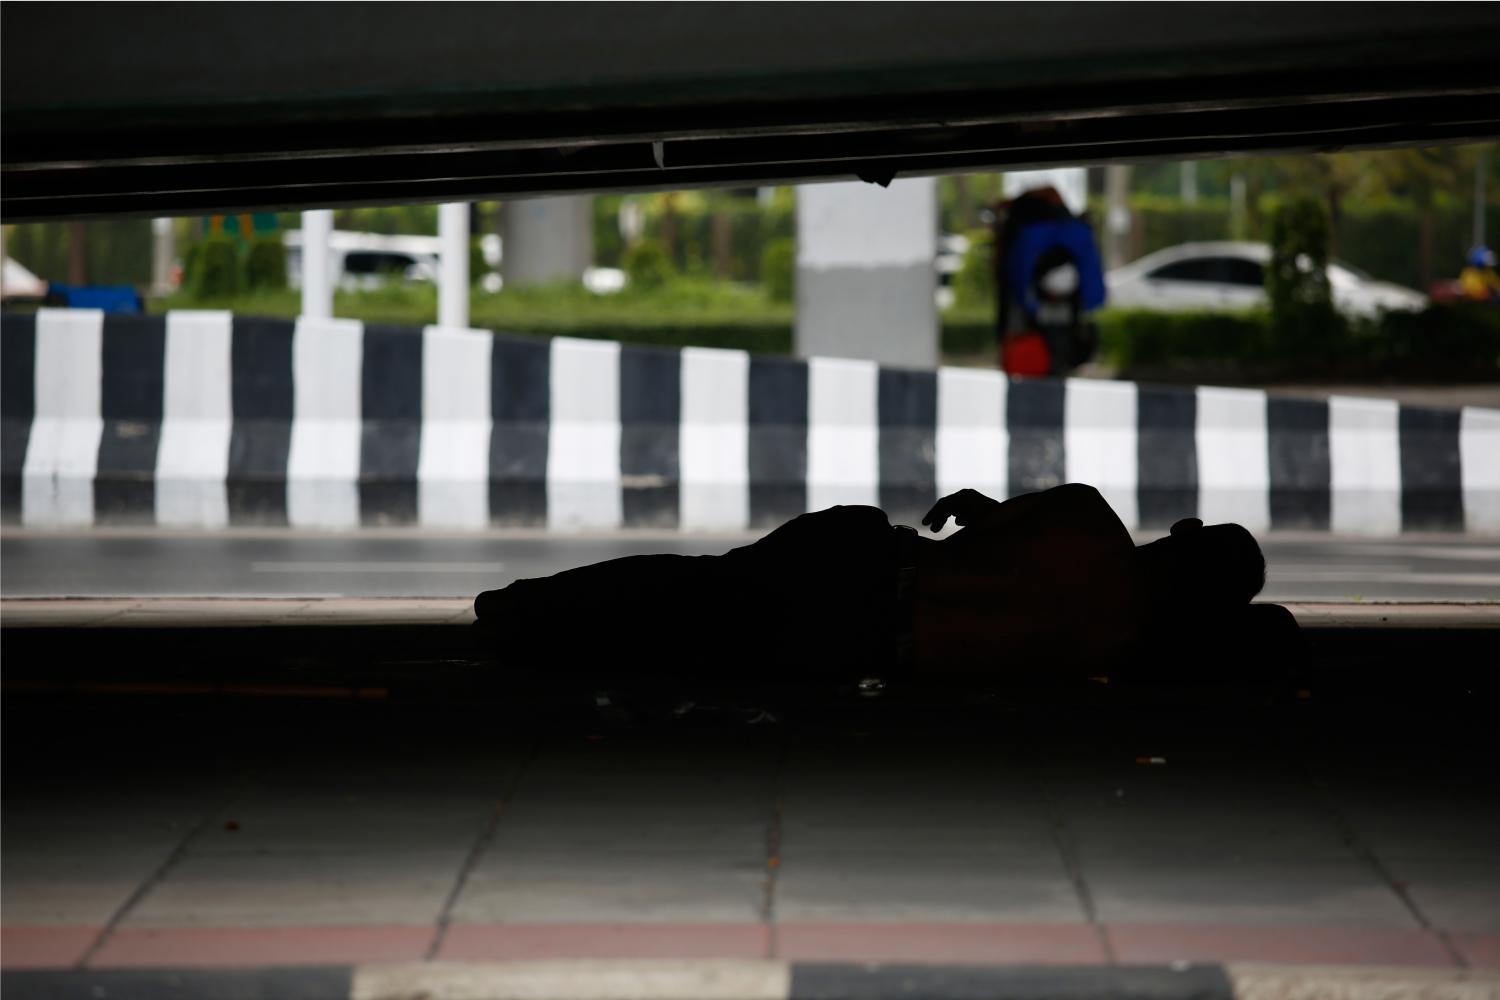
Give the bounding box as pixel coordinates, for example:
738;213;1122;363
760;238;795;303
622;239;674;290
1266;195;1341;358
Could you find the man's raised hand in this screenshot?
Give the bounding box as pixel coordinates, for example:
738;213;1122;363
921;488;1002;532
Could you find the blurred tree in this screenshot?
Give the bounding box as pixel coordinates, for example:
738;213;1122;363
1267;194;1339;359
244;238;288;291
760;238;795;303
952;228;996;308
67;222;87;284
622;239;674;290
1365;146;1476;285
191;235;241;298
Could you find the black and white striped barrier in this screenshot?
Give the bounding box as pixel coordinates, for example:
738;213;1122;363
3;309;1497;533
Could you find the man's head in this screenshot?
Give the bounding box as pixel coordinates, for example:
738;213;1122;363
1134;517;1266;613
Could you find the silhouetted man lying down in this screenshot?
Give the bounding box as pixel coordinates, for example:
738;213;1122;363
474;484;1291;687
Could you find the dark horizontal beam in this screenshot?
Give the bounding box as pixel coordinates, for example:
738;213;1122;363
4;3;1499;220
7;94;1496;222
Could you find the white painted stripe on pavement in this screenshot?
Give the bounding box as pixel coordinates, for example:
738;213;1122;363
547;337;622;530
1460;406;1500;535
807;356;879;511
1066;377;1138;530
1329;395;1401;536
418;326;493;529
286;317;364;529
1227;961;1500;1000
1196;385;1270;531
679;346;749;531
154;310;233;528
22;308;104;527
353;960;792;1000
935;367;1008;505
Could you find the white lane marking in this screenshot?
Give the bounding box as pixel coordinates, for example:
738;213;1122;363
353;960;792;1000
1272;570;1500;586
251;562;506;574
1324;545;1500;561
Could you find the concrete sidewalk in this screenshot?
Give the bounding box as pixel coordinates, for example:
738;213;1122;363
3;693;1497;977
4;598;1497;997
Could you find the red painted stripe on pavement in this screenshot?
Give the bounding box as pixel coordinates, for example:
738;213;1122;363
88;926;432;968
0;926;101;970
1453;932;1500;969
6;921;1484;969
774;922;1106;964
438;923;769;960
1107;924;1456;967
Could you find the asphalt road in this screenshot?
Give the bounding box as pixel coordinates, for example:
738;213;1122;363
2;530;1498;602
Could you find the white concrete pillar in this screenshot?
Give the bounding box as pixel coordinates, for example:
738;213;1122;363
150;218;176;297
499;195;593;287
438;202;470;329
300;209;333;320
795;178;938;368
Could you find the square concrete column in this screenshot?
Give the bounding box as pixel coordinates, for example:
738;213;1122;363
795;178;938;368
300;209;334;320
438;202;470;329
499;195;593;287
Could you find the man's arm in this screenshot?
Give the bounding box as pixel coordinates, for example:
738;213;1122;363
923;484;1114;544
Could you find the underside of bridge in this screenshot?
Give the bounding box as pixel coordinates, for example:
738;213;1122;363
4;3;1500;221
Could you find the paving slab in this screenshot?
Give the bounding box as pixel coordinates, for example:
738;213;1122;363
1086;858;1418;928
1453;933;1500;969
452;741;779;925
775;742;1081;924
122;850;467;928
2;767;228;927
1383;860;1500;932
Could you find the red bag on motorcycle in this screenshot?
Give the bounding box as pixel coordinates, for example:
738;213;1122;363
1001;331;1052;377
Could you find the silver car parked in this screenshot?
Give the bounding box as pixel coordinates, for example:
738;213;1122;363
1106;241;1426;318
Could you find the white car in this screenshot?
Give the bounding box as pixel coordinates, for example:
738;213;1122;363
284;230;441;291
1106;241;1426;318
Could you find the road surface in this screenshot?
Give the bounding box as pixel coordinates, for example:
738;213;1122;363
2;531;1497;602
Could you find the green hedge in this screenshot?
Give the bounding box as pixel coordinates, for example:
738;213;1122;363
1099;305;1500;381
153;281;1499;381
245;238;289;291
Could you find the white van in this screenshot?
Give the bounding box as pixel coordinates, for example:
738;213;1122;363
284;230;441;291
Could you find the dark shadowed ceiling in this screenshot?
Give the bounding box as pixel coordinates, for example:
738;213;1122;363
4;2;1499;220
